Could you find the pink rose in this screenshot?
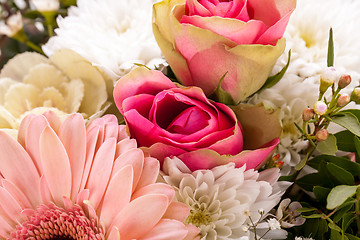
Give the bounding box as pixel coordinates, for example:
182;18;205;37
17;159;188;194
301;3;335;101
153;0;296;103
114;67;279;171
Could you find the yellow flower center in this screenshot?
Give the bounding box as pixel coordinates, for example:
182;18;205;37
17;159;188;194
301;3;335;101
185;208;212;227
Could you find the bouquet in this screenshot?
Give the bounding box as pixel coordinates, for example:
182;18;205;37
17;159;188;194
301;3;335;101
0;0;360;239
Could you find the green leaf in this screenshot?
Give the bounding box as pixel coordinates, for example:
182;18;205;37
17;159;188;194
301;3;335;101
295;157;308;171
333;202;354;223
308;155;360;176
342;213;356;232
327;185;359;209
297;173;323;191
332;112;360;137
258;50;291;91
331;229;343;240
327;163;355;185
208;72;236;105
327;28;334;67
313;186;331;202
278;173;295;181
341;109;360;121
296;207;317;213
316;134;338;155
328;222;342;232
346;234;360;240
354;135;360;158
335;130;356;152
302;213;324;219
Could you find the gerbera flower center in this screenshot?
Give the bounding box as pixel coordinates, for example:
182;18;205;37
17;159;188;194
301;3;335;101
185;208;212;227
11;203;104;240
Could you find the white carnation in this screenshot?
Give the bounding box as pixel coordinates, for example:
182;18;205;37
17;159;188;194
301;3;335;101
43;0;165;80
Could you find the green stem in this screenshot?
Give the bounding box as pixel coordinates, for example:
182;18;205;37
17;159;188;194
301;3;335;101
24;40;44;54
356;188;360;234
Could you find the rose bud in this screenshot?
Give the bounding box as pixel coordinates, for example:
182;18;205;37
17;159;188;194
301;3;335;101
316;129;329;142
351;87;360;104
337;94;350;107
314;101;328;115
302;108;315;121
338;74;351;89
319;67;337;93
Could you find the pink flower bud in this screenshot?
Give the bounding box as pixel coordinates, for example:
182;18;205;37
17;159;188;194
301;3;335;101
302;108;315;121
338;74;351;89
337;94;350;107
320;67;337;93
316;129;329;142
314;101;328;115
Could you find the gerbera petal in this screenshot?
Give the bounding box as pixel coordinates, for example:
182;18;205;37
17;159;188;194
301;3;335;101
138;219;188;240
108;226;121;240
17;114;35;147
39;126;72;207
135;157;160;191
0;187;25;223
1;179;32;209
0;131;41;207
100;165;133;230
86;137;117;210
112;148;144;192
39;175;53;205
132;183;175;204
111;194;170;240
162;202;190;222
58;113;86;201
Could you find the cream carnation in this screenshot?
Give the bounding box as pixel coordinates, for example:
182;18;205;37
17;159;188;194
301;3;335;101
43;0;165;80
161;157;290;240
0;49;110;130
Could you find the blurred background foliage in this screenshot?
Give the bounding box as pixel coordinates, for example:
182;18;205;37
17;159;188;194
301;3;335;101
0;0;76;68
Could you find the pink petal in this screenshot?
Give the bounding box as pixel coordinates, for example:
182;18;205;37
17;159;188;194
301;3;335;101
114;138;137;159
76;189;90;206
1;179;32;209
108;227;120;240
111;194;169;240
256;11;292;45
162;202;190;222
25;115;50;174
0;131;41;207
178;138;279;171
42;110;61;133
131;183;174;204
17;114;35;148
112;148;144;193
114;67;176;112
58;114;86;201
40;126;72;207
39;175;53;205
80;125;100;191
0;187;25;223
186;0;212;16
134;157;160;192
0;214;12;238
143;143;186;167
247;0;281;26
86;137;116;210
180;16;267;44
100;165;133;229
138;219;188;240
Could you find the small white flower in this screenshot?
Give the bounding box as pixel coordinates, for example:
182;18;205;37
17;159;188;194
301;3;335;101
295;237;315;240
267;218;281;230
161;157;290;240
0;12;23;37
30;0;59;12
239;237;249;240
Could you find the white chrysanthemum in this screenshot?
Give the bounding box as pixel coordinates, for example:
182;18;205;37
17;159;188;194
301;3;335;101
275;0;360;77
161;157;290;240
43;0;165;80
248;0;360;173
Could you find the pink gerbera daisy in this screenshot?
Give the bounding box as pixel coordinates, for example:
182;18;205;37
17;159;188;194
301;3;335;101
0;111;199;240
